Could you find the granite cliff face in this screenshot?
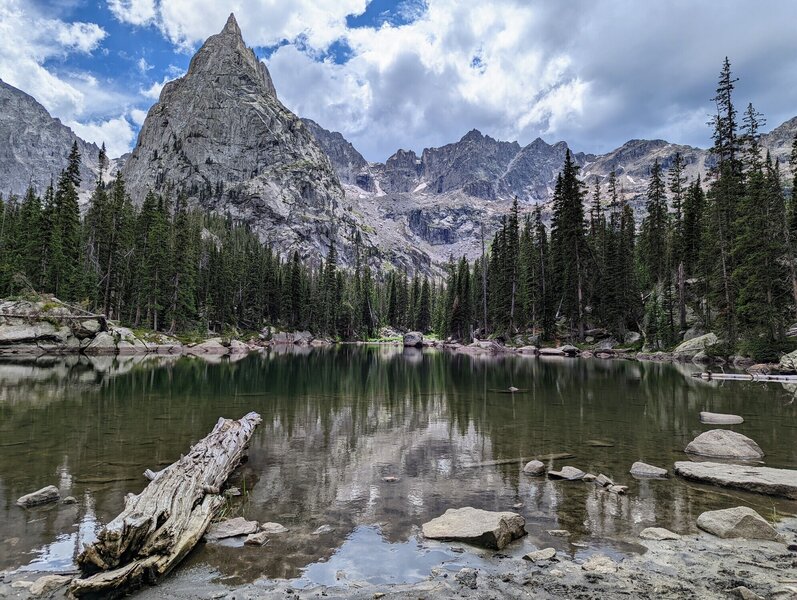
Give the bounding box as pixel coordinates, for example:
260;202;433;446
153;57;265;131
0;79;100;198
121;14;362;263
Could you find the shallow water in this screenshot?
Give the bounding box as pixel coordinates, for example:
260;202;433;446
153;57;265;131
1;347;796;585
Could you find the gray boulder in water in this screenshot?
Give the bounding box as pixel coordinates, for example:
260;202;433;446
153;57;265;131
696;506;780;541
422;507;526;549
17;485;60;507
684;429;764;460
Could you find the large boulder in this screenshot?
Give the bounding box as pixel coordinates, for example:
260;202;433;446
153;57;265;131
673;333;719;357
779;349;797;373
113;327;148;355
421;507;526;550
696;506;780;541
684;429;764;460
674;461;797;499
83;331;117;355
403;331;423;348
623;331;642;345
186;338;230;356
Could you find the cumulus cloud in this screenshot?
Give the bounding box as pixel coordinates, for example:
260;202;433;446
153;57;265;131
108;0;157;27
67;115;137;158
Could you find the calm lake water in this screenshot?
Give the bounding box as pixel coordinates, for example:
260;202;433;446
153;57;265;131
1;347;796;586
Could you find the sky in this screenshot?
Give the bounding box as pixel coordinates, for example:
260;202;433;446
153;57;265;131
2;0;797;161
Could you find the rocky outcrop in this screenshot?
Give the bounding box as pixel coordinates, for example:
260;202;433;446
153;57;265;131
302;118;369;187
674;461;797;499
779;349;797;373
0;79;100;197
672;333;719;359
684;430;764;460
696;507;780;541
121;14;361;265
422;507;526;550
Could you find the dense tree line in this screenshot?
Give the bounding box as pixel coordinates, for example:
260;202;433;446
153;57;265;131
0;142;440;340
437;59;797;360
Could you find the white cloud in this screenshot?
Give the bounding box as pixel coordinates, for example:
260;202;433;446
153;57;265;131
108;0;157;26
67;115;137;158
137;57;153;73
130;107;149;126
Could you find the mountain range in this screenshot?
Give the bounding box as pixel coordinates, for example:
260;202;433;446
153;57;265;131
1;14;795;273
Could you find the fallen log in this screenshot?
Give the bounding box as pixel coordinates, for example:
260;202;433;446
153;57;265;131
692;372;797;383
69;411;262;599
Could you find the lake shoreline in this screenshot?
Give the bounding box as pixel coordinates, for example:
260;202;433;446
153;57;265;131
3;516;796;599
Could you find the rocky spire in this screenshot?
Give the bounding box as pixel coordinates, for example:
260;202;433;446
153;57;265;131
184;11;276;97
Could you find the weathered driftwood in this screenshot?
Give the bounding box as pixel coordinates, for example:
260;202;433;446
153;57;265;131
69;411;262;599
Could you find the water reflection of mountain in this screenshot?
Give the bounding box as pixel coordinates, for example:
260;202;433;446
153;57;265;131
0;347;795;579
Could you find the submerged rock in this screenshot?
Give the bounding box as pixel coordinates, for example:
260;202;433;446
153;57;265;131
696;506;780;541
699;411;744;425
205;517;259;540
422;507;526;550
548;466;585;480
684;429;764;460
244;531;269;546
639;527;681;541
16;485;60;508
630;461;668;478
522;460;546;475
674;461;797;499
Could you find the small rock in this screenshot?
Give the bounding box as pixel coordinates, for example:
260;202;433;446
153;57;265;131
548;466;586;480
244;531;269;546
449;546;465;553
595;474;614;487
639;527;681;541
313;525;333;535
61;496;77;505
224;487;241;497
524;547;556;562
700;411;744;425
630;461;668;478
582;554;618;574
607;485;628;494
546;529;570;537
513;502;523;508
373;593;386;599
582;473;597;482
205;517;259;540
726;586;765;600
696;506;780;541
30;575;71;596
455;568;478;589
11;581;33;589
522;460;546;476
16;485;60;508
382;476;400;482
508;386;519;392
549;569;564;578
260;522;289;534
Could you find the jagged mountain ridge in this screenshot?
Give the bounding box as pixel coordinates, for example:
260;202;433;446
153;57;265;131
120;14;372;267
0;79;100;198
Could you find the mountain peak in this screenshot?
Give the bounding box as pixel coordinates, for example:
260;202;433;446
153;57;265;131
184;13;276;97
223;13;241;36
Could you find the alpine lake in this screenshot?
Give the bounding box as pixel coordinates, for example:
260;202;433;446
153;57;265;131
1;346;796;589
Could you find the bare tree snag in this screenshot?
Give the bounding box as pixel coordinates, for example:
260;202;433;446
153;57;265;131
69;411;262;599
